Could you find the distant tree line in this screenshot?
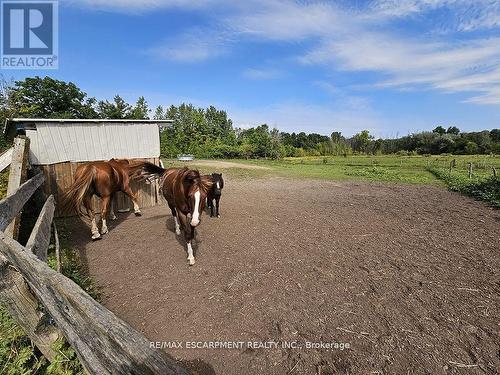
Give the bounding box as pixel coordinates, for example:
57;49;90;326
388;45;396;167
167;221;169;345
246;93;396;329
0;76;498;157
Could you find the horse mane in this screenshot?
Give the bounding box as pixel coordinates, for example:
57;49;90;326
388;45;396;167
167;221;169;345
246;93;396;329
180;168;213;194
198;174;214;194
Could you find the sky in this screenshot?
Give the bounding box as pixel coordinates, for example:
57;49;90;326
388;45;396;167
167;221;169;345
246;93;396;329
3;0;500;137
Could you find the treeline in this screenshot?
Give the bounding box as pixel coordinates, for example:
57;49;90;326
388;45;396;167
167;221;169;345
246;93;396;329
154;105;499;158
0;76;498;157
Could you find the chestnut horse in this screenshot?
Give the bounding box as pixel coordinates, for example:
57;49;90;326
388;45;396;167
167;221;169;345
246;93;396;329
63;158;142;240
138;163;213;265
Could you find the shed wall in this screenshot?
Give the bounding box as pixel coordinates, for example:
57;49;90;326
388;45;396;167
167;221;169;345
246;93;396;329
40;158;163;217
27;122;160;165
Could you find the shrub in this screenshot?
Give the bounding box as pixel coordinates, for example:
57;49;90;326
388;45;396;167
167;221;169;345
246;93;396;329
427;166;500;207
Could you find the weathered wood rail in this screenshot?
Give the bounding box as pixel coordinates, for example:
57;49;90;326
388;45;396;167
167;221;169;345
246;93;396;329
0;138;190;374
0;147;13;173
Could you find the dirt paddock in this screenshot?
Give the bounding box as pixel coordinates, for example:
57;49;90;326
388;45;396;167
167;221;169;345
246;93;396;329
67;177;500;375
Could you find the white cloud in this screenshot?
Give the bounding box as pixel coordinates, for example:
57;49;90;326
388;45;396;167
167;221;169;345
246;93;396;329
221;1;500;103
368;0;500;31
69;0;500;105
229;0;345;41
146;29;230;62
300;33;500;103
242;68;284;80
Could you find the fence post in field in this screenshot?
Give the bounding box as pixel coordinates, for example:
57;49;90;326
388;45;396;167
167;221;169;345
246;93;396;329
468;162;473;178
493;167;497;179
5;136;30;239
449;159;456;174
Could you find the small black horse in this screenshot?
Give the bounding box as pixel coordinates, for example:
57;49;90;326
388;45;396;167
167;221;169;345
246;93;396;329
207;173;224;217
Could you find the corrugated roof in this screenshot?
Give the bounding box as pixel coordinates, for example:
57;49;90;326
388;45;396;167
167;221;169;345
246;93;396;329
4;118;168;164
4;118;173;137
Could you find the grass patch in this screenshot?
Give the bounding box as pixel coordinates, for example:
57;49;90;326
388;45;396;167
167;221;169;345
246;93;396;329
427;166;500;207
0;169;9;198
165;154;500;186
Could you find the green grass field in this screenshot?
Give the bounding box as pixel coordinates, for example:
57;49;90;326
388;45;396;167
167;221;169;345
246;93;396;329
165;154;500;185
165;154;500;207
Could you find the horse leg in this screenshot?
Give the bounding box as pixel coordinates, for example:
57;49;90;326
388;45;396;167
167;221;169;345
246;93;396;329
210;198;214;217
215;196;220;218
109;195;117;220
168;203;181;235
84;196;100;240
100;195;111;235
122;186;141;216
179;213;195;265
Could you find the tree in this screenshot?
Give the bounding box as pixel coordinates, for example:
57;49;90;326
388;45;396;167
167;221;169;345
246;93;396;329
130;96;149;119
7;76;97;118
446;126;460;135
490;129;500;143
153;105;165;120
98;95;132;119
238;124;273;158
464;141;479;154
331;131;343;143
351;130;373;153
432;126;446;135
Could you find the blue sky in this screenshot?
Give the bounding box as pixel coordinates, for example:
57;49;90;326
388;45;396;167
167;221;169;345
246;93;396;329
4;0;500;137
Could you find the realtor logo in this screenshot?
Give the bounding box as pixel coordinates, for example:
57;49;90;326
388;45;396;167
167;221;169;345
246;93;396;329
1;1;58;69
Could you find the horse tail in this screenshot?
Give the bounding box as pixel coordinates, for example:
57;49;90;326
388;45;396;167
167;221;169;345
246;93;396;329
61;165;96;216
128;161;166;180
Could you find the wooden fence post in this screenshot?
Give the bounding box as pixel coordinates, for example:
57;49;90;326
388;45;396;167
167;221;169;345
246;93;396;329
449;159;456;174
0;173;61;361
5;136;30;239
468;162;473;179
0;255;61;361
25;195;55;262
0;173;191;374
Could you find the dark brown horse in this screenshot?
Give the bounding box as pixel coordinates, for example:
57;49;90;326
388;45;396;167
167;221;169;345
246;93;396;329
207;173;224;218
63;158;142;240
138;163;213;265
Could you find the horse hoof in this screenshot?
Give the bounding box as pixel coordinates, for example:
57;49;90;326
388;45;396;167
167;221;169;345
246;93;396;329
217;214;221;218
110;215;117;220
101;228;108;235
134;211;142;217
188;258;195;266
175;230;181;236
91;233;101;240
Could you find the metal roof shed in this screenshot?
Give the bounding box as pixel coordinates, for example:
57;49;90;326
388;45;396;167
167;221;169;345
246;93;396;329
4;118;172;165
4;118;172;216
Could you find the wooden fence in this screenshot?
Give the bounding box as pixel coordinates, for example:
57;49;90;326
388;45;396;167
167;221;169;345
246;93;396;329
40;158;162;217
0;138;189;374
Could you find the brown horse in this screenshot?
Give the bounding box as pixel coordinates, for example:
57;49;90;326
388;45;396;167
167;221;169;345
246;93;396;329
63;158;142;240
138;163;213;265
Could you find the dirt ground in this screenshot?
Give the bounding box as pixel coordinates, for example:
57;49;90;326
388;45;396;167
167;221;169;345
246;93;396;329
67;177;500;375
178;159;271;170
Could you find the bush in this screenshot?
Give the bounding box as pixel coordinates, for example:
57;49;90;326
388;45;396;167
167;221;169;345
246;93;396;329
427;166;500;207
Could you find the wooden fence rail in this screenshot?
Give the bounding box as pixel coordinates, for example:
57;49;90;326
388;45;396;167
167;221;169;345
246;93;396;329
0;170;190;374
0;147;13;173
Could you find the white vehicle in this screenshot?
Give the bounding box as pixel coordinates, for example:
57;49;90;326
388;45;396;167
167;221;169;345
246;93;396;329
177;154;194;161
